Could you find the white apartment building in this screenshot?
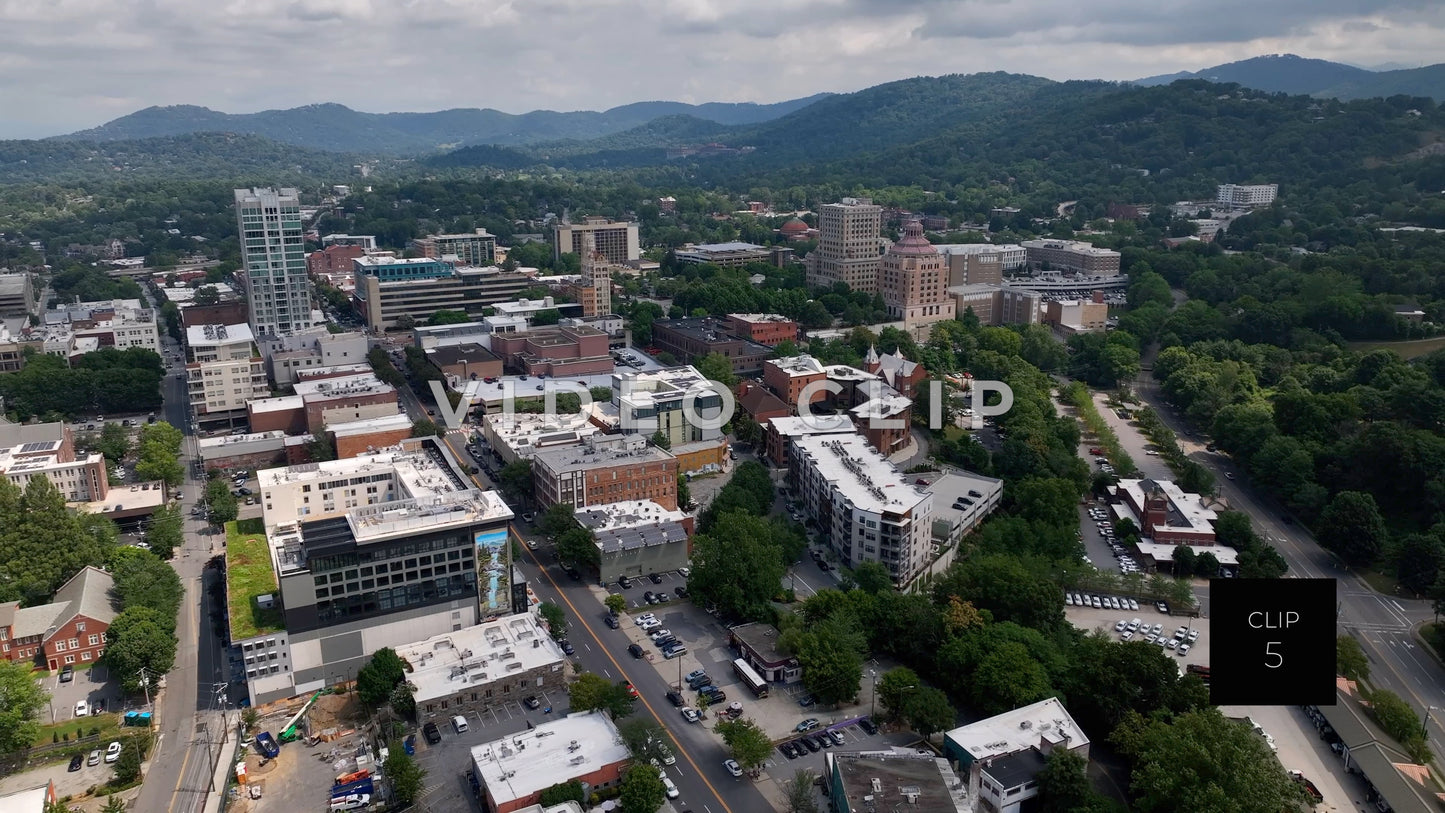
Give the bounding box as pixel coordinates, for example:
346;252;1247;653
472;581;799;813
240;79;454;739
260;329;369;387
806;197;884;292
236;187;314;337
610;365;727;449
186;323;268;416
40;299;160;358
791;433;933;589
412;228;498;267
1216;183;1278;209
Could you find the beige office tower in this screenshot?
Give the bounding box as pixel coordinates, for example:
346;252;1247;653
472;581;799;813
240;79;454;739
578;233;613;318
806;197;883;293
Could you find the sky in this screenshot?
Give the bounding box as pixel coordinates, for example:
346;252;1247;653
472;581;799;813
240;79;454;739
2;0;1444;139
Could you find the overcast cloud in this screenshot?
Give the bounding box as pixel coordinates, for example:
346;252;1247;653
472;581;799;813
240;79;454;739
1;0;1443;139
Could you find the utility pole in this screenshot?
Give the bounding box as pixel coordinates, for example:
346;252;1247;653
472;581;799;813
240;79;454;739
138;668;151;709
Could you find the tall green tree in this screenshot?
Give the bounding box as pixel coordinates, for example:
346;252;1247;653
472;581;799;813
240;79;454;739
903;687;956;740
1318;491;1390;567
877;667;921;720
0;659;48;754
688;511;788;621
1111;708;1300;813
539;601;567;640
714;717;773;771
385;740;427;806
1337;635;1370;682
695;353;738;389
145;504;183;559
568;673;633;720
355;648;406;710
619;763;667;813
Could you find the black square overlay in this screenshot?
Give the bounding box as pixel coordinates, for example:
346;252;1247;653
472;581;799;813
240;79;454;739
1208;578;1336;706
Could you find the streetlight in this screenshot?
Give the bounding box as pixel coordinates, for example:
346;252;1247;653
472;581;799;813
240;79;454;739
1422;705;1441;741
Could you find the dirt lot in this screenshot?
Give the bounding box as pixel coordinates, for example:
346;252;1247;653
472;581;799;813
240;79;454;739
226;691;372;813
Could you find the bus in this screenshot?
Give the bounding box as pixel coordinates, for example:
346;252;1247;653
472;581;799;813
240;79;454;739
732;658;770;698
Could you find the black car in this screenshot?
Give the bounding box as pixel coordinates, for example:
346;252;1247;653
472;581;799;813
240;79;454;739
69;753;83;772
643;591;658;604
628;643;645;659
603;614;620;629
649;572;663;584
703;689;727;703
423;722;442;745
559;640;575;655
59;665;74;683
801;736;821;753
564;566;582;581
618;575;633;589
797;695;816;707
815;733;832;749
859;718;879;736
687;674;712;689
524;696;541;709
780;742;797;759
675;585;688;598
654;635;677;648
666;691;684;707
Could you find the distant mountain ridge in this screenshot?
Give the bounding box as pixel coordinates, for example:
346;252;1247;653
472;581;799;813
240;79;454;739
1134;53;1445;101
52;96;833;155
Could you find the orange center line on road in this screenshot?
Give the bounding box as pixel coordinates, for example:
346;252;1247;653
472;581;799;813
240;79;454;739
519;536;737;813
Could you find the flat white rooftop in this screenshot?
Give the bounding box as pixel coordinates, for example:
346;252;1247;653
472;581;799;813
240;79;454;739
944;697;1089;762
484;412;598;453
768;354;825;377
326;412;413;437
186;323;253;347
471;711;629;807
824;364;879;383
198;430;287;449
574;499;687;532
1133;539;1239;565
766;414;857;437
794;433;926;515
934;243;1023;255
727;312;791;324
397;613;565;705
850;391;911;420
1020;239;1120;258
259;446;465;504
293;372;394;400
249;395;305;414
346;488;513;544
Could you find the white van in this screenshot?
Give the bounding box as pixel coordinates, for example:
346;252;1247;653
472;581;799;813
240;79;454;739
452;715;469;734
662;773;680;799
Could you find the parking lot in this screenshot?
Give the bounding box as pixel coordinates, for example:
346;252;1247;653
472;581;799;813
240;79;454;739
608;570;690;613
1064;602;1210;669
411;693;572;812
41;664;124;726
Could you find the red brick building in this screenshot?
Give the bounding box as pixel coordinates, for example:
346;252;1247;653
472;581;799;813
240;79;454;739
864;346;927;399
0;567;115;671
490;324;613;377
762;355;828;411
725;313;799;347
473;711;632;813
737;380;790;425
306;244;367;277
532;437;679;511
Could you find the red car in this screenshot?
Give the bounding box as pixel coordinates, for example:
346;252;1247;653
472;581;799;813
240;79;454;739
622;681;639;700
1088;447;1104;455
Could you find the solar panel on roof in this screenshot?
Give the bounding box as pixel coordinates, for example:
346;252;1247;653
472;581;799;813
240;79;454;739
18;441;55;453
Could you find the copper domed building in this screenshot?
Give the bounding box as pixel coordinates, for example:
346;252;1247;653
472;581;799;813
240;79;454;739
880;220;955;338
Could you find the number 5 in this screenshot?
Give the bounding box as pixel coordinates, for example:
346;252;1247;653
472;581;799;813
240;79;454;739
1265;642;1283;669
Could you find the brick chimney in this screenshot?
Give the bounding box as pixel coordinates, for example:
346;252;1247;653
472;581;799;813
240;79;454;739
1092;289;1105;304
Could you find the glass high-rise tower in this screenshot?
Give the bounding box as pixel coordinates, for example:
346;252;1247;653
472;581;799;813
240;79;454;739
235;187;314;336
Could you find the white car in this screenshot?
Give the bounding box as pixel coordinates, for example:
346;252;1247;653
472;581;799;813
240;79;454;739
1151;624;1163;636
1091;596;1102;609
649;628;672;640
1128;599;1139;611
724;759;743;777
1114;620;1127;632
662;773;680;799
1187;629;1199;642
634;613;657;626
682;707;700;723
639;619;662;631
74;700;88;718
104;741;122;763
1065;594;1074;606
1121;630;1134;640
1177;643;1191;656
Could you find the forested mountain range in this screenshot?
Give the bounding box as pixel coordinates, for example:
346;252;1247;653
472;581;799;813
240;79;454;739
51;95;832;154
1134;53;1445;101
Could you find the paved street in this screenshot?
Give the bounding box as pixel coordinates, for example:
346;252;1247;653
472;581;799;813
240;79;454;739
132;324;236;813
1126;378;1445;775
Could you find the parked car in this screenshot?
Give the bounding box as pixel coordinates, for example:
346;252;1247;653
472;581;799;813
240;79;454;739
628;643;645;659
88;749;101;766
724;759;743;777
796;718;820;732
618;575;633;588
104;741;122;763
524;696;542;709
800;736;821;752
649;572;663;584
69;754;83;772
559;640;575;655
686;669;708;682
59;665;74;683
682;707;700;723
603;614;620;629
859;718;879;736
74;700;88;718
422;723;441;745
666;691;684;707
634;612;656;625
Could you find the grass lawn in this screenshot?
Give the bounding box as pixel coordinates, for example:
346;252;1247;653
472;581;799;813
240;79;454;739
34;713;125;749
226;519;283;640
1349;336;1445;359
1359;567;1404;598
